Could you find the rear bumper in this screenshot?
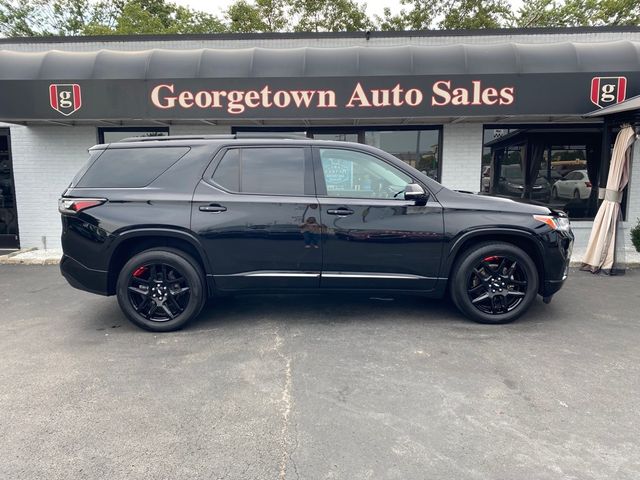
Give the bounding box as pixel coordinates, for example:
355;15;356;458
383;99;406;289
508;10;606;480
60;254;110;296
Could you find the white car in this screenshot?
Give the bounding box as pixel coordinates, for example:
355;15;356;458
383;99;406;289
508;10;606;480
551;169;592;200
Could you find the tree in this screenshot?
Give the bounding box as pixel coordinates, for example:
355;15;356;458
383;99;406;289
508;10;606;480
2;0;640;37
292;0;371;32
374;0;439;30
0;0;226;36
439;0;512;29
512;0;640;27
227;0;268;32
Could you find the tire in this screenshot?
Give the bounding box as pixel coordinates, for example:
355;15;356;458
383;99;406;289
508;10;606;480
116;248;206;332
450;242;539;324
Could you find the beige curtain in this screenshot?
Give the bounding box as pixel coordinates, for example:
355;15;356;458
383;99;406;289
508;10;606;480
581;125;637;274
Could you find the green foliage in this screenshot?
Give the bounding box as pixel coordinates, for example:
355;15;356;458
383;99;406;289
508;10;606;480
440;0;512;29
291;0;371;32
631;218;640;253
1;0;639;37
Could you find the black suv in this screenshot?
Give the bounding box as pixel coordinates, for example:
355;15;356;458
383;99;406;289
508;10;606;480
59;135;573;331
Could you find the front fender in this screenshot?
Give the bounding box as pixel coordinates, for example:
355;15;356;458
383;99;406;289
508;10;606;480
442;226;546;279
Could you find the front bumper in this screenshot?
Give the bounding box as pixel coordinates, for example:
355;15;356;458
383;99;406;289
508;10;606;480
540;229;573;298
60;254;110;296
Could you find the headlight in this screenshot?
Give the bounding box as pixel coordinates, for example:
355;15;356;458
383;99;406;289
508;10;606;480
533;214;571;232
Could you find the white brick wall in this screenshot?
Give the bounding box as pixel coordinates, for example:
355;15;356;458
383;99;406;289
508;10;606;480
440;123;483;192
10;126;96;249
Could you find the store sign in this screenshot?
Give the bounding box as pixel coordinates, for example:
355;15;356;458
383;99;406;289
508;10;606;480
0;72;637;121
149;80;516;114
590;76;627;108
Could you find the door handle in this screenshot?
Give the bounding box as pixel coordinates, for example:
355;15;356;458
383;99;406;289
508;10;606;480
199;204;227;213
327;208;354;216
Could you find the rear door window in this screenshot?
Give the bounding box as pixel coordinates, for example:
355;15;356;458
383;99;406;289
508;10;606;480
212;147;311;196
76;146;190;188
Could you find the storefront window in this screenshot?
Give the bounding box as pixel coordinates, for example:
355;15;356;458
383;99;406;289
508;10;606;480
233;127;442;182
364;130;440;181
98;127;169;144
314;132;358;142
481;126;605;220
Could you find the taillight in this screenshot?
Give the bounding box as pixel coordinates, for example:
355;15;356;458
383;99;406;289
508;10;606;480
58;197;106;214
585;181;592;188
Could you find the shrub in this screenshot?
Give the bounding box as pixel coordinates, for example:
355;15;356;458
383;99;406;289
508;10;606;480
632;219;640;253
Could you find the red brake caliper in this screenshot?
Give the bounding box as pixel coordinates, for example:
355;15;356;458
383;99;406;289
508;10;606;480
133;266;148;278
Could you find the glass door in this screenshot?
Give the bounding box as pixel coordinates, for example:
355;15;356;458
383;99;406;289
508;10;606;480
0;129;19;248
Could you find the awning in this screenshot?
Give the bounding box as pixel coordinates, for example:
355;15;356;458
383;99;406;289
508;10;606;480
584;94;640;117
0;41;638;122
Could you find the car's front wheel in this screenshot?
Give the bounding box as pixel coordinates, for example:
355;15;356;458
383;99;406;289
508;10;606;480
450;242;539;324
116;248;206;332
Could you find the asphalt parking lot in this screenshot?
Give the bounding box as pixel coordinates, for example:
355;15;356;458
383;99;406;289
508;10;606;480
1;265;639;480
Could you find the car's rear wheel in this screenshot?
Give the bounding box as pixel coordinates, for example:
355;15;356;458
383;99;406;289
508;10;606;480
450;242;539;324
116;248;206;332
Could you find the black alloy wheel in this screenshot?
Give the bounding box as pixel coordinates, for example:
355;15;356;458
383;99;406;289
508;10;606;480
116;248;206;331
466;255;527;315
127;263;191;322
450;242;538;324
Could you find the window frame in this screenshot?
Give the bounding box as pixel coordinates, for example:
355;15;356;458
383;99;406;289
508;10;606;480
311;145;422;201
207;145;315;197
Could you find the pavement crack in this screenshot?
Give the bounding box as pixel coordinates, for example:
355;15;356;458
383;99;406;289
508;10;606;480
273;328;296;480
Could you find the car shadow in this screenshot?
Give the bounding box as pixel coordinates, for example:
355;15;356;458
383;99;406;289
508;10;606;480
83;291;560;334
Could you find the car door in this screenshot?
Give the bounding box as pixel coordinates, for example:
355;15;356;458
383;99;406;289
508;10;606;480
313;146;444;291
191;145;321;290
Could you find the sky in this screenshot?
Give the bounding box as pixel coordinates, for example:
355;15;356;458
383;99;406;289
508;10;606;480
172;1;524;21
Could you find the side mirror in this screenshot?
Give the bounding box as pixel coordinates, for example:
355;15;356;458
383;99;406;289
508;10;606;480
404;183;428;203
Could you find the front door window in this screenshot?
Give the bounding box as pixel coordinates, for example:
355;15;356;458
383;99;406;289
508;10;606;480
318;148;412;200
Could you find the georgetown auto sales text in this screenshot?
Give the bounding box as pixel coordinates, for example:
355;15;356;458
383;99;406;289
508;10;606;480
151;81;515;114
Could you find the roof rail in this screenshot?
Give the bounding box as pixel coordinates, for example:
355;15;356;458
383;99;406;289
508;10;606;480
118;132;309;143
119;134;235;142
235;132;309;140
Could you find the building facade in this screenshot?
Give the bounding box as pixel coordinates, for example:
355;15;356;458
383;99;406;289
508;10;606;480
0;26;639;252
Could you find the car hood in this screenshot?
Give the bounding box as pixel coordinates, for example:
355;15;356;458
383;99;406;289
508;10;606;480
442;189;552;215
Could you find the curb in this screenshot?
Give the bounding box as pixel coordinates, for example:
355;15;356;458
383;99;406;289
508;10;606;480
0;248;61;265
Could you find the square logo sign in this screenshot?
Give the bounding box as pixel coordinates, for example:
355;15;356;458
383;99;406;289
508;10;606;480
590;77;627;108
49;84;82;116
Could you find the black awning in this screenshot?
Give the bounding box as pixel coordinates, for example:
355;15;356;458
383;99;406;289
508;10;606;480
0;41;638;122
1;41;640;79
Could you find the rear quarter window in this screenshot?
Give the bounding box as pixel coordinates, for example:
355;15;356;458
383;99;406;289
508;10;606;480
75;146;190;188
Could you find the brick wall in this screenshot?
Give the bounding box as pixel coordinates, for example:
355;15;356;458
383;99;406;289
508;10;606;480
10;125;96;249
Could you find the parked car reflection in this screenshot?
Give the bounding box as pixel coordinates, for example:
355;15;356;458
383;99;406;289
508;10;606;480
551;169;592;200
